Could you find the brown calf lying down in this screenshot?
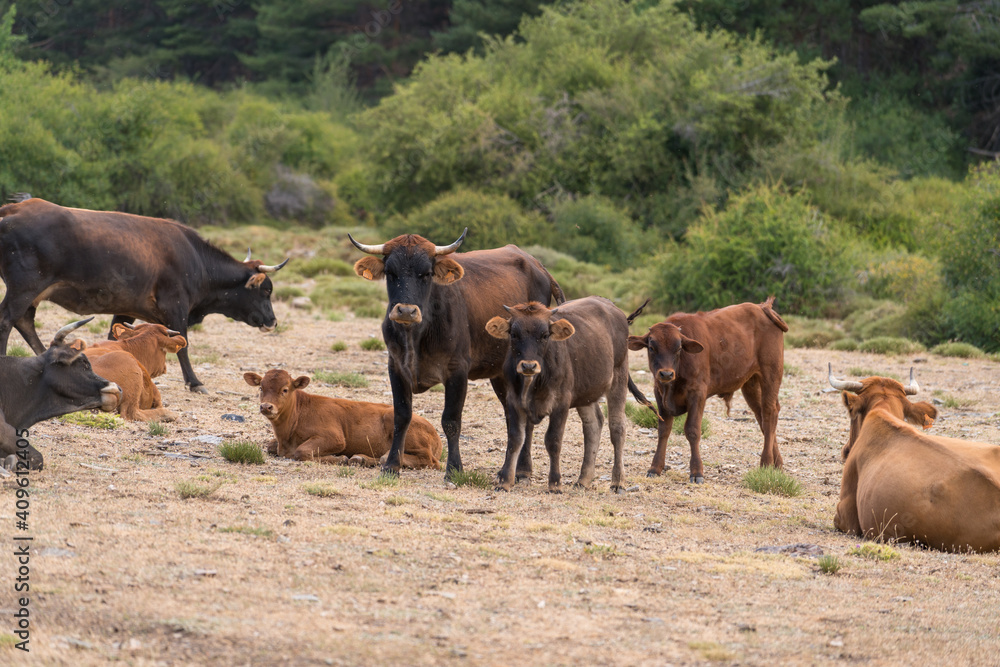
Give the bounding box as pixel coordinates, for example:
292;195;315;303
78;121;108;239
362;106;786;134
244;370;442;468
830;366;1000;552
628;297;787;483
86;323;187;377
70;341;177;422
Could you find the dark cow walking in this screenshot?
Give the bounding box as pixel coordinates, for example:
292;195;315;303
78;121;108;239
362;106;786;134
628;297;787;482
350;229;564;477
486;297;642;493
1;318;121;470
0;198;288;392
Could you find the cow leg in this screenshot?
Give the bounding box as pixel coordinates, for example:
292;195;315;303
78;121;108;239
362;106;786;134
108;315;136;340
347;454;379;467
607;370;628;492
647;392;674;476
574;404;602;489
685;395;707;483
495;406;525;492
0;289;45;355
490;377;533;481
760;383;783;469
383;364;413;476
164;315;207;393
441;373;468;478
544;408;570;493
13;305;45;354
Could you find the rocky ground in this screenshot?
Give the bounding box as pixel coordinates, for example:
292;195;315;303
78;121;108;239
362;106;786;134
2;299;999;666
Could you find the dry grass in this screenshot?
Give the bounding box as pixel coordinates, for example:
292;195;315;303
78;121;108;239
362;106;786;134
6;300;1000;665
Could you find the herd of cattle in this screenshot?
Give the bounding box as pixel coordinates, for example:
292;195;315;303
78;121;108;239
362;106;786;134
0;198;998;554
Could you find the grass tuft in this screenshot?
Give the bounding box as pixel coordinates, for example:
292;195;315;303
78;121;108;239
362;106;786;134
58;412;124;430
7;343;30;357
360;472;400;490
175;478;223;499
330;341;348;352
360;337;386;352
302;482;342;497
449;469;493;489
218;525;274;538
848;542;900;561
147;421;168;437
218;440;266;464
817;555;843;574
742;466;803;497
624;401;659;428
313;370;368;388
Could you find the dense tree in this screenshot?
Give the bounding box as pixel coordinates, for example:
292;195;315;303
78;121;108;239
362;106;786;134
433;0;550;54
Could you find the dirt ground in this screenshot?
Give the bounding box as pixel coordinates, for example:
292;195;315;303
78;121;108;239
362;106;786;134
2;298;1000;666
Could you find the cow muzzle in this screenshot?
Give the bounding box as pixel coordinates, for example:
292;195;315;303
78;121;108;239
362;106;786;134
656;369;676;384
517;360;541;376
100;383;122;412
259;403;276;418
389;304;422;325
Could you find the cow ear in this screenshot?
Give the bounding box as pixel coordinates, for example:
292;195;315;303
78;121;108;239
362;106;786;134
293;376;310;390
244;372;263;387
842;391;862;414
486;316;510;339
112;324;137;340
163;335;187;353
433;257;464;285
905;401;937;430
245;272;267;289
550;318;575;341
680;335;704;354
354;257;385;281
627;334;648;351
69;339;87;352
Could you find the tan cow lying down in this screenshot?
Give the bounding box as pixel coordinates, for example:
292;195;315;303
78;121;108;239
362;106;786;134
829;365;1000;553
86;323;187;378
244;370;442;468
70;341;178;422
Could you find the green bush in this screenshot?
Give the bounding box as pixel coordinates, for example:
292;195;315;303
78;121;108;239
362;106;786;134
360;338;386;352
218;440;265;464
783;316;845;349
297;257;354;278
381;188;549;251
829;339;859;352
651;185;852;317
930;342;986;359
857;337;925;356
742;466;803;497
551;195;651;265
274;286;306;302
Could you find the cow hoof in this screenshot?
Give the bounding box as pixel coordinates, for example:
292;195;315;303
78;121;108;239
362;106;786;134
515;474;532;484
2;454;15;471
379;466;401;477
547;485;563;494
689;475;705;484
646;470;661;478
612;485;625;495
189;384;209;394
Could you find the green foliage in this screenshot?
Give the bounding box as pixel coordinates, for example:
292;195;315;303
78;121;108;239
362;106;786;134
856;337;926;356
309;276;386;318
742;466;803;497
522;245;649;305
434;0;551;54
58;412;124;430
449;469;493;489
360;472;400;490
331;341;348;352
672;412;711;438
848;542;900;561
829;339;859;352
381;188;548;251
6;343;29;357
783;316;845;349
930;342;986;359
218;440;266;465
302;482;343;497
175;478;223;499
297;257;354;278
274;286;306;302
817;555;843;575
360;338;386;352
313;370;368;388
624;401;659;429
147;421;169;437
551;195;650;266
651;185;851;317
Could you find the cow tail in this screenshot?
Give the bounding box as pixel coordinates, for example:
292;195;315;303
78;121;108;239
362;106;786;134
543;266;566;305
761;295;789;332
628;374;663;422
626;298;651;325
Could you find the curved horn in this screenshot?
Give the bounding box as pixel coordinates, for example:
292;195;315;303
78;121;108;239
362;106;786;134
434;228;467;255
348;233;386;255
244;248;252;262
52;317;95;347
903;367;919;395
256;258;290;274
828;363;863;392
502;305;513;314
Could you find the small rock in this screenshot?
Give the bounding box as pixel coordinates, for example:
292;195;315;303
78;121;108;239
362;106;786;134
40;547;76;558
829;638;844;648
191;435;223;446
291;296;313;309
194;569;217;577
626;485;641;492
292;594;320;602
220;414;245;423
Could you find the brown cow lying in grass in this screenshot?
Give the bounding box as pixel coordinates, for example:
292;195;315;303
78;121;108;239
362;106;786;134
244;370;442;468
627;297;788;483
829;365;1000;553
69;323;186;422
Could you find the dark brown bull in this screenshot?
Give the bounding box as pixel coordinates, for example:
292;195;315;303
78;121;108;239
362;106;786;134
486;297;645;493
828;365;1000;552
0;198;287;392
351;229;564;477
627;297;788;482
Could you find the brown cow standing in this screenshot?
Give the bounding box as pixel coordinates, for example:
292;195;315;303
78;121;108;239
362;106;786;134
486;297;636;493
244;370;442;468
628;297;788;482
829;366;1000;552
